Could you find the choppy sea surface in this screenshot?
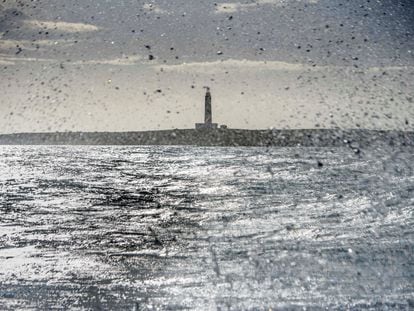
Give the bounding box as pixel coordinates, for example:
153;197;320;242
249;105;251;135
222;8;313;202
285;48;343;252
0;146;413;310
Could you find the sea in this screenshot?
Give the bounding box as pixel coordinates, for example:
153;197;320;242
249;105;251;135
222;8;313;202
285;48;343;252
0;145;413;310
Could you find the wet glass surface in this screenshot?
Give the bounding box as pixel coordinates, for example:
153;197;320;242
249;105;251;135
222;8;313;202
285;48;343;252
1;0;413;309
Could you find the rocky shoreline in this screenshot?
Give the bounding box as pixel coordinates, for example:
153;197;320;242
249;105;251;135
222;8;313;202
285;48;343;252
0;129;413;148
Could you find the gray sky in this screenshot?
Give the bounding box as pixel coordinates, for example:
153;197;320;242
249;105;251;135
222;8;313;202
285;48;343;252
0;0;413;133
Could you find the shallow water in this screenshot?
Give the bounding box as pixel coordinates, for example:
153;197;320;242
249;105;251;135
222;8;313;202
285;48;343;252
0;146;413;310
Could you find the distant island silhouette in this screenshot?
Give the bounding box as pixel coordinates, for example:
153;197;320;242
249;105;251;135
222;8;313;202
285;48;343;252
1;89;413;147
0;129;413;148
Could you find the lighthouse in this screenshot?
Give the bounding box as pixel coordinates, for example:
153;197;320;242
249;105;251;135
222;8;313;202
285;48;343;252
195;87;218;129
204;87;212;124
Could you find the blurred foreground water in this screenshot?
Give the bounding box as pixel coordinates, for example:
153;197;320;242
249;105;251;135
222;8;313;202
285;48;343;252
0;146;413;310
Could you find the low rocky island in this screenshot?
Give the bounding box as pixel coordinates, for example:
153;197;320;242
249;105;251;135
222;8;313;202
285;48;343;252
0;128;413;148
3;89;411;148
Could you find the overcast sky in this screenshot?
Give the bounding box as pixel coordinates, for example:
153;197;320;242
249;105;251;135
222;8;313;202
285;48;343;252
0;0;413;133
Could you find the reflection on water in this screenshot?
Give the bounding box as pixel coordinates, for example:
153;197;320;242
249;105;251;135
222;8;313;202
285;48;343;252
0;146;413;310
